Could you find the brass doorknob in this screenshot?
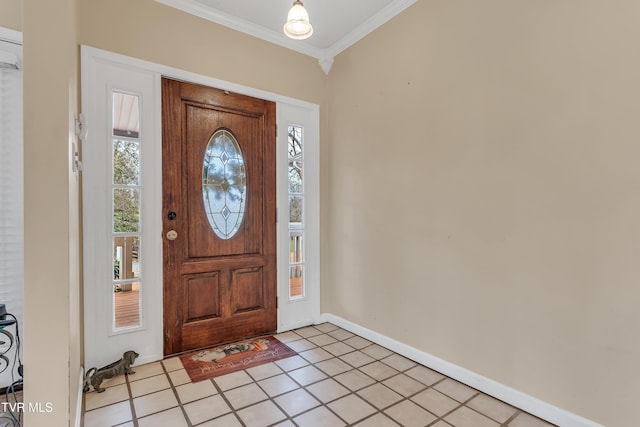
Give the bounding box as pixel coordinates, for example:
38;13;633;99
166;230;178;240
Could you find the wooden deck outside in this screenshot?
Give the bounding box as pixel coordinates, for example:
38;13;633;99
290;276;302;298
114;283;140;329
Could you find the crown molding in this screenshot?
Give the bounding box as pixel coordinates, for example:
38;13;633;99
154;0;417;75
323;0;417;60
318;56;334;75
155;0;324;58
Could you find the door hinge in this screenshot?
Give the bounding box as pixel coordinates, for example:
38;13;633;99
276;296;279;309
75;113;88;141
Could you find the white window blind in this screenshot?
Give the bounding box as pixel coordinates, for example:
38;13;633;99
0;39;23;388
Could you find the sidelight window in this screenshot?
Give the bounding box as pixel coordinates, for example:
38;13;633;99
111;92;142;331
288;125;304;299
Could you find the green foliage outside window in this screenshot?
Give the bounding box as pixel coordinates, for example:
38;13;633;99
113;140;140;233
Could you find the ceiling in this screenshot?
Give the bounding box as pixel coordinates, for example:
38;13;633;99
155;0;417;73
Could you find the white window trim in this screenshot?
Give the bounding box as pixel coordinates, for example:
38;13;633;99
82;56;162;368
277;104;320;330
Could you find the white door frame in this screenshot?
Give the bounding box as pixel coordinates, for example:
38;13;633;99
276;103;321;331
81;51;163;368
81;46;320;368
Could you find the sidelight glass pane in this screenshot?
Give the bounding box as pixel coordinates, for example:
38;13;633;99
113;236;140;280
202;129;246;240
112;92;140;138
289;233;303;264
109;90;143;335
289;195;303;223
288;161;303;194
113;282;141;329
288;125;303;159
289;266;303;299
113;139;140;185
113;188;140;232
288;124;305;300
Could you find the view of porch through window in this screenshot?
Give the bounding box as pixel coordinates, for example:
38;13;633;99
288;124;304;299
112;92;142;330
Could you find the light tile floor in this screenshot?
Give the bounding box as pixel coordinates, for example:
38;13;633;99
82;323;556;427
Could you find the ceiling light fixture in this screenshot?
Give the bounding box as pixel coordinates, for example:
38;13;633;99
284;1;313;40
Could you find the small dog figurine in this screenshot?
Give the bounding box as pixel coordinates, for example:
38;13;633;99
83;350;139;393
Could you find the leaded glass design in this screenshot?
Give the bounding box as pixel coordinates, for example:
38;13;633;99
289;195;303;223
202;129;246;240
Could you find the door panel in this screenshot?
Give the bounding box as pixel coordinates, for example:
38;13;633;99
185;274;221;321
162;78;276;355
232;267;265;312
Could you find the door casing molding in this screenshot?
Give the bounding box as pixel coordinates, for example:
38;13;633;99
81;45;320;367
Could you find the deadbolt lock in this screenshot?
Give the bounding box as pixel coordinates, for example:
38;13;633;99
166;230;178;240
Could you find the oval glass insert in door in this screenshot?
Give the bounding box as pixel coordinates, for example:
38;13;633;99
202;129;247;239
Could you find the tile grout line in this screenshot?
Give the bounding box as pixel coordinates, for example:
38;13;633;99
502;410;525;427
228;326;362;425
355;356;448;426
288;326;376;425
294;325;511;427
207;369;247;426
295;325;432;426
310;325;526;427
289;325;417;426
83;323;558;427
160;360;195;427
102;330;430;426
247;363;311;426
221;341;351;426
124;372;139;427
280;361;350;426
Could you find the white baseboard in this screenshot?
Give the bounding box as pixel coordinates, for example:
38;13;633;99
278;319;316;333
135;352;164;367
75;367;84;427
318;313;604;427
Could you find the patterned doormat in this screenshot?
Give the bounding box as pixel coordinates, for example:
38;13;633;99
179;336;296;383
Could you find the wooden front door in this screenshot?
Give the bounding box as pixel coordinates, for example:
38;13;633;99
162;78;277;355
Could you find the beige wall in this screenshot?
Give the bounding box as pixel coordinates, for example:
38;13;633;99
23;0;81;425
78;0;326;105
22;1;325;425
326;1;640;426
22;0;640;425
0;0;21;31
